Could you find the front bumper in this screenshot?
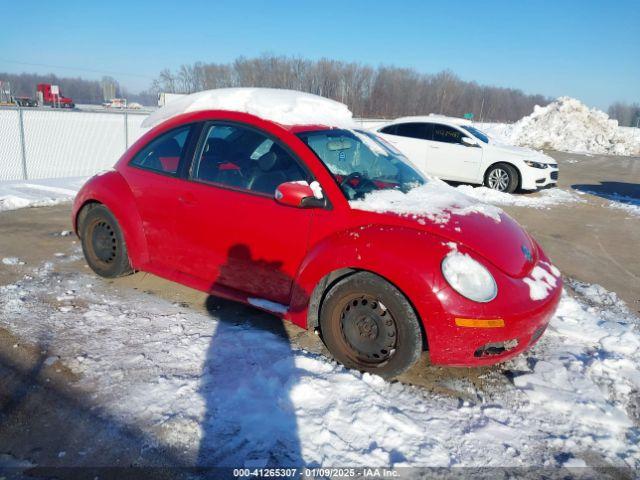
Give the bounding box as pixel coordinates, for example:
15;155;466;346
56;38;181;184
423;259;563;367
520;164;559;190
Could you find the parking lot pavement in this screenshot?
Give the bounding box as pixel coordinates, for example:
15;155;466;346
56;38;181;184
498;151;639;312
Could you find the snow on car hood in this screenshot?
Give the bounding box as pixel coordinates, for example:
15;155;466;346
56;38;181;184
141;88;356;129
350;181;537;277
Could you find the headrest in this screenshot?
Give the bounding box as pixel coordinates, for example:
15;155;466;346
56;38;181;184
258;145;291;172
204;138;230;158
156;138;181;157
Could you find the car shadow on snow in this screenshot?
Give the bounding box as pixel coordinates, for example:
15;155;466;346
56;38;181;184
197;245;304;469
571;181;640;206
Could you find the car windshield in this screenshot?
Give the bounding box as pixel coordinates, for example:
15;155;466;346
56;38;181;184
297;129;425;200
461;125;489;144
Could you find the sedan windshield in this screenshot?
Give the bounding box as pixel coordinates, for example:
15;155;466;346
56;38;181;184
297;129;425;200
461;125;490;144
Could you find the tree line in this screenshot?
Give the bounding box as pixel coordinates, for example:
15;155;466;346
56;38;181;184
3;56;638;125
608;102;640;127
150;55;551;122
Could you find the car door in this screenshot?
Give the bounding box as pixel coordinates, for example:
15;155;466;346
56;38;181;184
425;123;483;182
120;124;200;269
174;121;314;305
377;123;431;172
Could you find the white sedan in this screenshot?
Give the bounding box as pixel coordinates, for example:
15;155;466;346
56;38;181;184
374;116;558;193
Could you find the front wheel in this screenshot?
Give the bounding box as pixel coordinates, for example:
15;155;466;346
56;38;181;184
484;163;519;193
79;204;133;278
319;272;423;379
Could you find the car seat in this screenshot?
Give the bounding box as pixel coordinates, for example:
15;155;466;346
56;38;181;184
247;144;304;194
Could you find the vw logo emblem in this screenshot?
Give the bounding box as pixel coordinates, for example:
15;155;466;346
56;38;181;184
521;245;533;262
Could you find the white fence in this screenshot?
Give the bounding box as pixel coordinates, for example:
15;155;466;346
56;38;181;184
0;108;387;182
0;107;148;181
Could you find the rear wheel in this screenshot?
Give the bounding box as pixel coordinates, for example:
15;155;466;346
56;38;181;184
319;272;422;378
79;204;132;278
484;163;519;193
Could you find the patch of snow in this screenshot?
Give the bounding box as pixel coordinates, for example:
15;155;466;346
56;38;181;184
0;177;86;213
350;179;503;224
142;88;355;130
309;181;323;200
523;264;560;301
247;297;288;315
2;257;25;266
480;97;640;156
455;185;582;209
1;254;639;469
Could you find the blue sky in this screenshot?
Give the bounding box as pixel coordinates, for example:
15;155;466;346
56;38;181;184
2;0;638;109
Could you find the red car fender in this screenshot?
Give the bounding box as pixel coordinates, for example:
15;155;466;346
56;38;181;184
288;224;451;337
72;170;149;268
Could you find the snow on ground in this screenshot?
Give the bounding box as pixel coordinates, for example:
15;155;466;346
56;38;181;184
478;97;640;156
0;177;86;212
456;185;582;209
573;189;640;217
142;88;355;129
0;251;638;470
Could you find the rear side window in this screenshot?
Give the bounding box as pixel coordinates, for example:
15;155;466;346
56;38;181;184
432;124;465;144
130;126;192;175
388;123;432;140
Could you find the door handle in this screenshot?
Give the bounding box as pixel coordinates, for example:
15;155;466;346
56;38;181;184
178;193;197;206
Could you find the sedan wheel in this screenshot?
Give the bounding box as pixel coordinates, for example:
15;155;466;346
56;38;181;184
485;163;519;193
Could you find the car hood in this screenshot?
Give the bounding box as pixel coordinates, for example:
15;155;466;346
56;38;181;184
358;208;537;278
488;142;554;163
434;210;537;277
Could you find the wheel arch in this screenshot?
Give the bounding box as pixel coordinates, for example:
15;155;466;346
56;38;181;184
72;171;149;268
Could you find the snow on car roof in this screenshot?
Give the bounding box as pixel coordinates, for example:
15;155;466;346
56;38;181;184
386;115;472;126
141;88;356;129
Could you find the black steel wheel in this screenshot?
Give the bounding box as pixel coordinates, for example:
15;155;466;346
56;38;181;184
319;272;422;378
80;204;132;278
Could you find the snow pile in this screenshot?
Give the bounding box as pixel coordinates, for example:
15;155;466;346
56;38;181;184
456;185;582;209
0;177;86;213
487;97;640;156
1;253;639;469
141;88;355;129
350;179;503;224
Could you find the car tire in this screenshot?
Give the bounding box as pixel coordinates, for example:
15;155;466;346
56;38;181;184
484;163;519;193
319;272;423;379
79;204;133;278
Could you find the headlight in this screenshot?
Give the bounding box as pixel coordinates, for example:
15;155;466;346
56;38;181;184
524;160;548;169
441;252;497;303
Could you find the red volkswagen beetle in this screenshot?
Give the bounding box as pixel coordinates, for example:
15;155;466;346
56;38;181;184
72;91;562;378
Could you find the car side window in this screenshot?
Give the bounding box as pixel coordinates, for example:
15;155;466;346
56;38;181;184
379;125;397;135
193;123;308;195
432;124;465;144
130;126;192;175
390;122;432;140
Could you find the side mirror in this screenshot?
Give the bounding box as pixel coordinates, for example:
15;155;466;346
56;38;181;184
275;181;325;208
462;136;479;147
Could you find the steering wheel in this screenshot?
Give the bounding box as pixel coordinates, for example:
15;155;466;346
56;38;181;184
339;172;378;200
